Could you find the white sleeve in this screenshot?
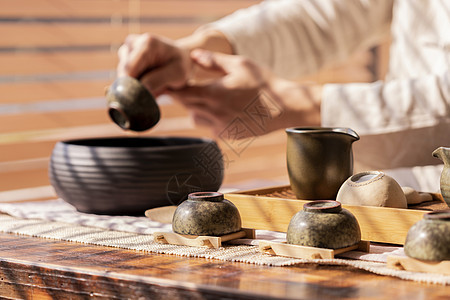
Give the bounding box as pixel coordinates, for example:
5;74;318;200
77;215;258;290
203;0;393;78
322;71;450;169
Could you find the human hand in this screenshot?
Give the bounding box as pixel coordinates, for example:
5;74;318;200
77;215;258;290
168;49;322;138
117;33;192;96
168;49;275;138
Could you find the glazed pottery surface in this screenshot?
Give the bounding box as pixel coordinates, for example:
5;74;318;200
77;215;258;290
106;76;160;132
49;137;224;215
404;210;450;261
432;147;450;207
336;171;407;208
286;200;361;249
286;127;359;200
172;192;241;236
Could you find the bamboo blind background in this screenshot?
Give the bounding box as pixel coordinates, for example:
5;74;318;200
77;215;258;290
0;0;388;201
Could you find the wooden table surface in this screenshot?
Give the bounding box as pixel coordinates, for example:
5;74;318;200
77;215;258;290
0;232;448;299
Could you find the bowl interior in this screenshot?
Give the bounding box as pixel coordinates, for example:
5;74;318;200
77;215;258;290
62;137;209;149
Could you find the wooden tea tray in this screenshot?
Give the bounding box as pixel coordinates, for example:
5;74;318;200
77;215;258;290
153;228;255;248
225;185;447;245
259;240;370;260
387;255;450;275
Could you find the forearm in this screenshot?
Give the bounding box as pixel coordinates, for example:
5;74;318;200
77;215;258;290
321;71;450;169
263;76;323;133
205;0;393;78
175;29;234;81
322;73;450;135
176;29;233;55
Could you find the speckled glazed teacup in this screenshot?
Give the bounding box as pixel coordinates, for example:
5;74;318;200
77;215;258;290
404;210;450;261
286;127;359;200
106;76;160;131
286;200;361;249
172;192;241;236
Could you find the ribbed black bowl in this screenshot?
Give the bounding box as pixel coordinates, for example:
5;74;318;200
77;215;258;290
49;137;224;215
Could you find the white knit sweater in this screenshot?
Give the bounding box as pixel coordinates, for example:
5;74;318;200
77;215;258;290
206;0;450;192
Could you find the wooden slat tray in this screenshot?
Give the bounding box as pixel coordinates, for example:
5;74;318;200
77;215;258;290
154;228;255;249
387;255;450;275
225;185;447;245
259;240;370;260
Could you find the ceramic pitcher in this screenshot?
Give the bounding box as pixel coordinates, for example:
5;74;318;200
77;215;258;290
432;147;450;207
286;127;359;200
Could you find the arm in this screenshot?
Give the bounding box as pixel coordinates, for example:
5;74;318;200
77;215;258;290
321;72;450;169
167;49;322;137
118;0;393;94
170;49;450;172
203;0;393;78
176;30;233;55
116;30;233;96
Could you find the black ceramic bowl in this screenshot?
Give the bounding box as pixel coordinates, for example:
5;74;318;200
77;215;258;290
49;136;224;215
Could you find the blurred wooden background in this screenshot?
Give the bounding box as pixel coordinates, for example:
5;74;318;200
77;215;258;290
0;0;389;201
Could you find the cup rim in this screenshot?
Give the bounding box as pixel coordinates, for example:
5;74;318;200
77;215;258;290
188;192;224;202
108;103;130;130
303;200;342;213
347;171;385;187
285;127;359;140
57;136;217;151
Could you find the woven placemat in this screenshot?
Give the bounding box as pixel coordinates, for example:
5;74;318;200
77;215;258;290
0;200;448;285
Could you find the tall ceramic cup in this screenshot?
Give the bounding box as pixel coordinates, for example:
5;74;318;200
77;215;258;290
286;127;359;200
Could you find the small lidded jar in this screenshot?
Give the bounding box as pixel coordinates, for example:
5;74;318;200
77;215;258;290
287;200;361;249
172;192;242;236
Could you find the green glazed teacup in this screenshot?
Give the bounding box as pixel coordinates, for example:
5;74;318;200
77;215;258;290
106;76;160;132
